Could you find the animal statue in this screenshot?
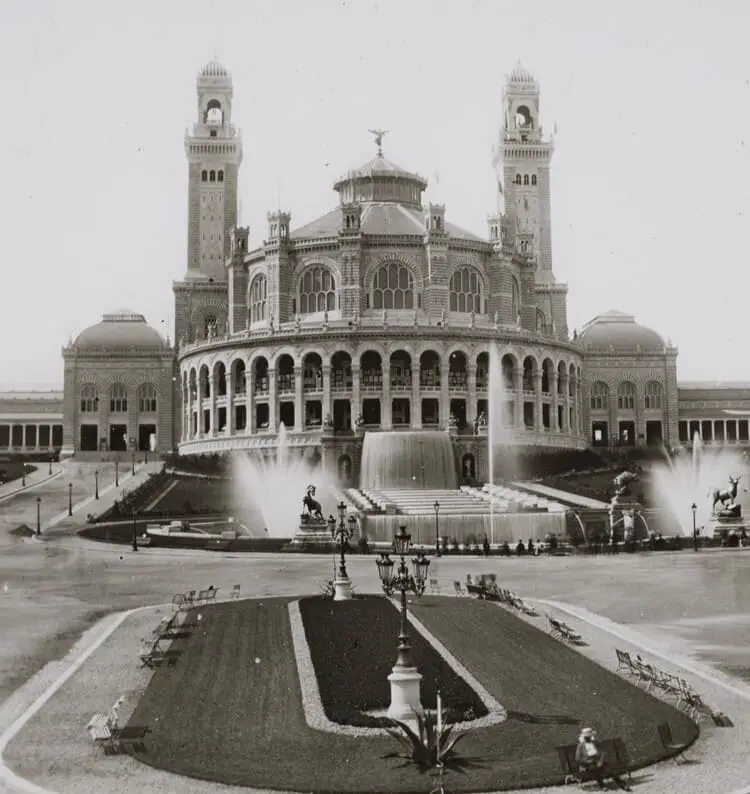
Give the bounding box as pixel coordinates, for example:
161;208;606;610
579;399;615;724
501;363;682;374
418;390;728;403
710;475;741;513
613;470;639;499
303;485;324;522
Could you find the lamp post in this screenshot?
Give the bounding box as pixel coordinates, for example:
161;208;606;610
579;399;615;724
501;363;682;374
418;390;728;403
94;469;99;499
48;457;53;476
22;463;27;487
132;509;139;552
326;502;356;600
67;482;73;516
131;450;135;476
433;500;441;557
36;496;41;536
375;525;431;728
691;502;699;552
115;460;119;487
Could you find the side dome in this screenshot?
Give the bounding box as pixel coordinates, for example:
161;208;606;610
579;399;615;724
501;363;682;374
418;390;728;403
73;310;168;351
579;310;665;352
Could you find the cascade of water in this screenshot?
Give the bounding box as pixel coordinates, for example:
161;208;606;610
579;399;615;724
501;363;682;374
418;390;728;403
651;431;747;535
359;431;458;490
232;424;335;537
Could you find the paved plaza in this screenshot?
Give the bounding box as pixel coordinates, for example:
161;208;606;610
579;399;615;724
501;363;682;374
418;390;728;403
1;466;750;793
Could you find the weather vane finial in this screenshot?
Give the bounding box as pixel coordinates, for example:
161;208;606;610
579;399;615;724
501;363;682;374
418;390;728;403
368;128;388;156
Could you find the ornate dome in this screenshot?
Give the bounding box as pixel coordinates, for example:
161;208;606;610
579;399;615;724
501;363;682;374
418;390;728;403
73;310;168;351
333;152;428;206
198;58;231;81
508;63;537;86
579;310;665;352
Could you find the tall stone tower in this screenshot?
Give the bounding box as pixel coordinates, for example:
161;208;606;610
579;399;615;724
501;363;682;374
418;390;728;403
494;64;555;284
184;58;243;282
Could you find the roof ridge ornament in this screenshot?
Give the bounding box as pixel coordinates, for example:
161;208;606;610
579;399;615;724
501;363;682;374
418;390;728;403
368;128;388;157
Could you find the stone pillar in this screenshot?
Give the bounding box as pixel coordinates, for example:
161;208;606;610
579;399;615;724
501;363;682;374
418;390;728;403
186;377;193;440
247;367;255;433
570;377;579;436
551;374;559;432
513;368;523;430
382;366;392;430
268;368;277;432
98;394;108;448
636;390;645;446
351;364;361;424
411;371;422;429
534;372;543;432
322;365;332;423
209;374;217;437
226;379;235;436
294;366;303;431
467;365;477;424
440;363;450;429
560;375;570;433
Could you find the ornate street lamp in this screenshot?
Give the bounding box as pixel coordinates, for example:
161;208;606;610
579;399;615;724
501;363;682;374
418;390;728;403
433;500;441;557
95;469;99;500
67;482;73;517
691;502;699;552
132;509;139;552
326;502;356;600
22;463;27;487
375;525;431;727
36;496;41;536
48;457;53;476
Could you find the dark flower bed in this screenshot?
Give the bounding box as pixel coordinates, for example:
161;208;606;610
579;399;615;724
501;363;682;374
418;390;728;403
299;594;488;728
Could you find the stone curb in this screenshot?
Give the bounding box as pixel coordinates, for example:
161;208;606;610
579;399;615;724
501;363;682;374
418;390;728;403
0;470;65;503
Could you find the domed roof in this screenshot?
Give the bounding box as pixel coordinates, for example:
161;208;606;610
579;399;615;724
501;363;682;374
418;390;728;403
73;310;168;352
333;153;428;192
508;62;537;86
199;58;231;81
579;310;666;352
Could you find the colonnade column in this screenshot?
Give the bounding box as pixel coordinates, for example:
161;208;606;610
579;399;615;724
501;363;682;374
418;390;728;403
35;425;40;450
127;386;137;448
226;377;235;436
513;368;523;430
440;372;450;429
98;393;108;449
322;365;332;423
410;370;422;428
294;367;303;431
268;368;277;432
247;368;255;433
534;372;543;432
351;364;361;425
561;374;570;432
209;374;217;437
550;374;559;432
382;370;392;430
467;365;477;425
570;377;579;436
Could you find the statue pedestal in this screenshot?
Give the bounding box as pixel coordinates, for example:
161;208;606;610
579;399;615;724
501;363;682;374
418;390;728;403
333;577;353;601
708;505;746;539
387;666;423;731
286;516;334;550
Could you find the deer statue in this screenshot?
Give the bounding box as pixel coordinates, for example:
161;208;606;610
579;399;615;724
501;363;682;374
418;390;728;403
710;475;741;513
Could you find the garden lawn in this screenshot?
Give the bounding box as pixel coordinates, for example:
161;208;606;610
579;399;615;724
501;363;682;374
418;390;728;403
299;595;487;726
127;596;698;793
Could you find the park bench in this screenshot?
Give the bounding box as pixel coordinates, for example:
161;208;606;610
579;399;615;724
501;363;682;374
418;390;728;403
197;587;219;605
657;721;691;764
428;577;440;594
453;580;466;596
555;737;632;787
86;695;149;754
139;639;182;669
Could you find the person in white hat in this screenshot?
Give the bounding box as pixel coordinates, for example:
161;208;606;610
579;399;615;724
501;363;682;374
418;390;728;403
574;727;631;790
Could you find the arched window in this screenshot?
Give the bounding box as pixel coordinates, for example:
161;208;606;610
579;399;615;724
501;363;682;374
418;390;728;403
80;384;98;413
523;174;529;185
511;278;520;321
590;381;609;410
617;381;636;410
209;170;216;182
371;262;414;310
109;383;128;413
531;174;537;186
204;314;217;337
138;384;157;413
515;174;522;185
645;381;663;410
298;266;336;315
536;309;546;333
217;170;224;182
449;267;483;313
201;169;208;182
250;274;267;323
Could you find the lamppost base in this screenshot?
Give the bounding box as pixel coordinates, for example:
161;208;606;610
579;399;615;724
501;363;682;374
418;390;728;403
387;666;423;730
333;577;353;601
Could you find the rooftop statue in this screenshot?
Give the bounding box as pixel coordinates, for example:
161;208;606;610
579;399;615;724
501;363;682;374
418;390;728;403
368;128;389;155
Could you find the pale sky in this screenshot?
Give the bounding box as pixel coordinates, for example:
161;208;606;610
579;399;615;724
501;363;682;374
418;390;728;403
1;0;748;388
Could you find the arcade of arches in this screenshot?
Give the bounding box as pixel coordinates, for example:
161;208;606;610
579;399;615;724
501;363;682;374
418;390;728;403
180;349;583;440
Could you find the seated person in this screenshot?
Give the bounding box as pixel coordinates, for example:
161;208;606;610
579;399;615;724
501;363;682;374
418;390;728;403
574;728;631;791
